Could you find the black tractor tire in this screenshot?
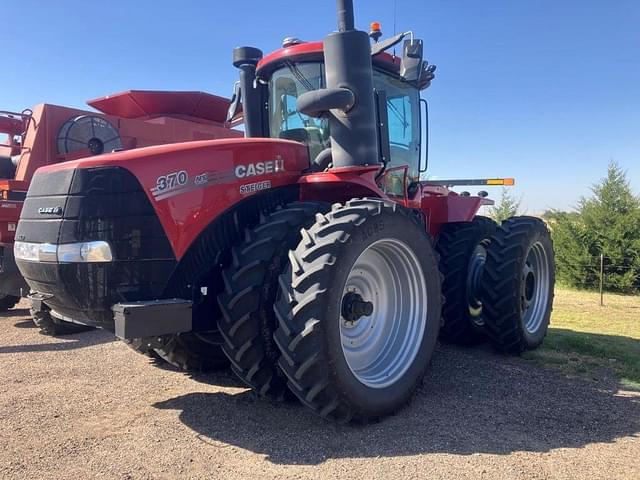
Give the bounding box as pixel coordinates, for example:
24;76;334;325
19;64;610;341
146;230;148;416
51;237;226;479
0;294;20;311
32;309;94;336
152;331;229;372
217;202;327;400
274;198;442;423
436;216;497;345
480;216;555;353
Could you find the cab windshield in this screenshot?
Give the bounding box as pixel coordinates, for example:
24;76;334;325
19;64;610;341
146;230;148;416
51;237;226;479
268;62;331;162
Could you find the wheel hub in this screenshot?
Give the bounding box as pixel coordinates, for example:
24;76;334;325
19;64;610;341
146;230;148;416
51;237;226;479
466;243;488;324
341;291;374;324
523;264;536;307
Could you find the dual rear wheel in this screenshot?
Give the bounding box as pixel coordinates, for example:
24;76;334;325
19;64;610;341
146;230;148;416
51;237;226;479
480;217;555;352
437;216;555;353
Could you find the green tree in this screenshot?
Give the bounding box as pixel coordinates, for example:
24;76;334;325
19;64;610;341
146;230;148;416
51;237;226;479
489;188;521;223
547;161;640;292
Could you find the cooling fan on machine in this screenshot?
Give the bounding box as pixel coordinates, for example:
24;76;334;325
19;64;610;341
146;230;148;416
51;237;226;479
56;115;122;156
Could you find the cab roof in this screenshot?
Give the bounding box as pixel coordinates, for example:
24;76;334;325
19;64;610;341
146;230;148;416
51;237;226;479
256;41;431;90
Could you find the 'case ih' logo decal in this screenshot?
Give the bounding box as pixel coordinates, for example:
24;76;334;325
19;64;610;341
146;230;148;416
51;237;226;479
235;159;285;178
38;206;63;215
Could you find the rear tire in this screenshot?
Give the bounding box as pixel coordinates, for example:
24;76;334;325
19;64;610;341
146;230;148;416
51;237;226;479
274;199;442;422
32;308;94;336
217;202;327;400
436;216;496;345
0;294;20;311
481;216;555;353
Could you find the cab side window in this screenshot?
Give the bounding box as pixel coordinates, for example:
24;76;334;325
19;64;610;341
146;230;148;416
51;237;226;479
388;95;414;152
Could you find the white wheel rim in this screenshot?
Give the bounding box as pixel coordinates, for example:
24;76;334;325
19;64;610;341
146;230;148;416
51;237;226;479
339;238;428;389
522;241;551;334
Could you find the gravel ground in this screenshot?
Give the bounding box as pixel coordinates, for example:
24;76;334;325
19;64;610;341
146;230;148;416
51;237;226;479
1;299;639;480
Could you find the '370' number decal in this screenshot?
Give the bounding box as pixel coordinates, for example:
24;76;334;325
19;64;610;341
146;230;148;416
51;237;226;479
156;171;188;192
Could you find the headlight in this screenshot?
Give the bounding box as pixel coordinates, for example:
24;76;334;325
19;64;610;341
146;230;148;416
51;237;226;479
14;241;113;263
13;242;57;262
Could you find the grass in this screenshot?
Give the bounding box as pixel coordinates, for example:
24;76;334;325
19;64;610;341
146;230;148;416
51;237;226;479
522;287;640;390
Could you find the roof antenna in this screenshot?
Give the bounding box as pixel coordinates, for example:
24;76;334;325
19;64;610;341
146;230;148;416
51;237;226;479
393;0;398;56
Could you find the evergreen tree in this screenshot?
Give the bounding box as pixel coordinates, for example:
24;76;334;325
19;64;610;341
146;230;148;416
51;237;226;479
547;161;640;292
544;210;598;288
489;188;521;223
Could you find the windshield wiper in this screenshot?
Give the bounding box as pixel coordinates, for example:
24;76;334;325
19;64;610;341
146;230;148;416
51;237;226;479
285;61;316;92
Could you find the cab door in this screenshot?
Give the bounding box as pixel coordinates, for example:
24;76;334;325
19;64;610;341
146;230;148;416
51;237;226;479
373;70;421;197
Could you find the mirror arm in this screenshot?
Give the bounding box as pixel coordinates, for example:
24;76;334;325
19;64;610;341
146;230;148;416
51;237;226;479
370;32;407;56
371;31;413;57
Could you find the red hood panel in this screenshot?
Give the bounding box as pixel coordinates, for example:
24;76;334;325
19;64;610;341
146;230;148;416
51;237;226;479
38;138;309;259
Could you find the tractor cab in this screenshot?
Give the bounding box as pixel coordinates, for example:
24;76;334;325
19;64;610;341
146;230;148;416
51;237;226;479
230;32;436;199
266;59;422;197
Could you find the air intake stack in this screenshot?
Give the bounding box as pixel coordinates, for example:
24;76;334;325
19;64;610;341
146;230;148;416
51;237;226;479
232;46;263;138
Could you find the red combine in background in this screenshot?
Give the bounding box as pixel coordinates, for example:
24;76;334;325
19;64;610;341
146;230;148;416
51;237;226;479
0;90;241;331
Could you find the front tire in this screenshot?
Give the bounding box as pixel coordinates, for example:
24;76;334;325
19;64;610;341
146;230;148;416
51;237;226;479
274;199;442;422
481;216;555;353
217;202;327;400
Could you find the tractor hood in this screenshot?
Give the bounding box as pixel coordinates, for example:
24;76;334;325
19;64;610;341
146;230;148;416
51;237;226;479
28;137;310;258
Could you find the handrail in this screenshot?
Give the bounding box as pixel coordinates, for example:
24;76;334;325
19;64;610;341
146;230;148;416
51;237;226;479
0;109;33;136
0;143;30;151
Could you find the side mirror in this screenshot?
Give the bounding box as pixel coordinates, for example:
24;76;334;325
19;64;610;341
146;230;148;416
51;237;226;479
400;39;424;83
226;81;241;124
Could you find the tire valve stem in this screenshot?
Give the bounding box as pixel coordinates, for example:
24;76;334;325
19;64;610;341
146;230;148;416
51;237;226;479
341;292;374;323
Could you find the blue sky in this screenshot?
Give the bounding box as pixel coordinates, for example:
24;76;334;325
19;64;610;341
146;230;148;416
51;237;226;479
1;0;638;212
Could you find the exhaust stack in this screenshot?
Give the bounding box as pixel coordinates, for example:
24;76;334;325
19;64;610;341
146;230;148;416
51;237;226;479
337;0;355;32
324;0;379;168
297;0;380;169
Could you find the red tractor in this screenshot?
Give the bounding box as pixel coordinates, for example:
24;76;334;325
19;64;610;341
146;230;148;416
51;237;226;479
15;0;554;422
1;91;241;333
